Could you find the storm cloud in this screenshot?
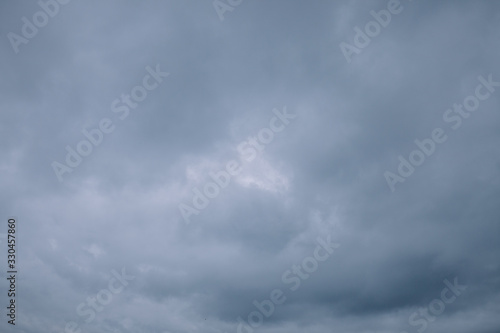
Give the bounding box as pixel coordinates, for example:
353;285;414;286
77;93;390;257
1;1;500;333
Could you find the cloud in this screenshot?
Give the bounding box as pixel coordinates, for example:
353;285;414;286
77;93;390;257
1;1;500;332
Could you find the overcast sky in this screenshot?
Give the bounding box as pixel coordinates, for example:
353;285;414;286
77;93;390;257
1;1;500;333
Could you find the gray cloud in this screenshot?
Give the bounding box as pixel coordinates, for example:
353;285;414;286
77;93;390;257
1;1;500;332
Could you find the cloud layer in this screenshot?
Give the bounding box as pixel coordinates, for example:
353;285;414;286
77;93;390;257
1;1;500;332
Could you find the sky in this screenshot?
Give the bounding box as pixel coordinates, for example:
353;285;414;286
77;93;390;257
1;1;500;333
